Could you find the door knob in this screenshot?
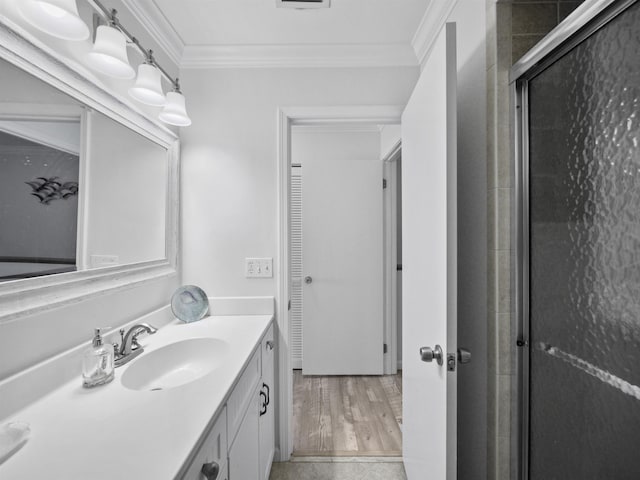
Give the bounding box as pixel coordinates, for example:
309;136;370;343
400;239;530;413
304;276;313;284
201;461;220;480
420;345;443;365
457;348;471;364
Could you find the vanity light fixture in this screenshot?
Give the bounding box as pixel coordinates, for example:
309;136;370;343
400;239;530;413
128;51;166;106
19;0;192;126
159;81;192;127
17;0;90;41
85;11;135;79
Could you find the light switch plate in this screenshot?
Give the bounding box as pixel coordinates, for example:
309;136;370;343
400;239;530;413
245;258;273;278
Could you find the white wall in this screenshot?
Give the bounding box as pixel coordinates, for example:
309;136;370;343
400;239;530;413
180;67;418;297
293;128;381;164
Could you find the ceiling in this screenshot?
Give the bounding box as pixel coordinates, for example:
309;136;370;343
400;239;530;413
122;0;447;68
151;0;429;47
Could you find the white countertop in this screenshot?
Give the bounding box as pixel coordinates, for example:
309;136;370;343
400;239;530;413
0;314;273;479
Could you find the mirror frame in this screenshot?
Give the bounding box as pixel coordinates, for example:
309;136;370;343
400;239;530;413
0;20;179;323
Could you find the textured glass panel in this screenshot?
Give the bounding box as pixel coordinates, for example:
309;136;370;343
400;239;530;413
528;3;640;479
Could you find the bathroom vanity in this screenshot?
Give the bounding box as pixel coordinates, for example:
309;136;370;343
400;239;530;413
0;299;276;480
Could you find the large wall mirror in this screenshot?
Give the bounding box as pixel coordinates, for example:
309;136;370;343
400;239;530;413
0;20;179;321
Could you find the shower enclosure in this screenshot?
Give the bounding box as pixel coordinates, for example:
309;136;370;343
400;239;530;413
514;1;640;479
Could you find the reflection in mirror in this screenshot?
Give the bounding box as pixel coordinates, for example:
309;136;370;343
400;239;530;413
82;111;167;269
0;55;168;283
0;124;80;280
0;57;82;281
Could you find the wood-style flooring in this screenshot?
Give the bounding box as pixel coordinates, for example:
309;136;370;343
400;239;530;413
292;371;403;457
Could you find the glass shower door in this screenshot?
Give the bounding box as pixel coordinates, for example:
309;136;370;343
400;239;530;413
523;1;640;478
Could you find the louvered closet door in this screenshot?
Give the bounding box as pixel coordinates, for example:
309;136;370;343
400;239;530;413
290;168;303;368
301;157;384;375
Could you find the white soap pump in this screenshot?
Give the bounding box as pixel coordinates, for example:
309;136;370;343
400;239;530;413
82;328;115;388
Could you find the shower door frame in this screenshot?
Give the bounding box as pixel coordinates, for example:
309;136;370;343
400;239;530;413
512;0;639;479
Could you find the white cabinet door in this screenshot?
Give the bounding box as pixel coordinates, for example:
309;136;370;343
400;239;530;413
181;408;228;480
229;384;260;480
259;326;275;480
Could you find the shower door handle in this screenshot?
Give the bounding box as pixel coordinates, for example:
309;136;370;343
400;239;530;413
458;348;471;364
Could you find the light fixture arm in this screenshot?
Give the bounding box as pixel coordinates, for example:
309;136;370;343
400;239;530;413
87;0;179;88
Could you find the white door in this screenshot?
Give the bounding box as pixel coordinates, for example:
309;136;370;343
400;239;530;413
402;23;457;479
302;157;384;375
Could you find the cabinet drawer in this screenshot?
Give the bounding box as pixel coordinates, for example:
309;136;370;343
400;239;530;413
182;407;228;480
227;348;260;443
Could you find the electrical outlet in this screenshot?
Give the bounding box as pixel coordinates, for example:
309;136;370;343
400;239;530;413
90;254;119;268
245;258;273;278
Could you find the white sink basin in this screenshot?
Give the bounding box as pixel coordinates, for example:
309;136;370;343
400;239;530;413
121;338;229;391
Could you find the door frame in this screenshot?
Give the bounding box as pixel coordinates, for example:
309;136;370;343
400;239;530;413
383;141;401;374
276;105;404;460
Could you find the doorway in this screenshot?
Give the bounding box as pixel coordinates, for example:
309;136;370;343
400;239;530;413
275;105;404;460
288;123;403;457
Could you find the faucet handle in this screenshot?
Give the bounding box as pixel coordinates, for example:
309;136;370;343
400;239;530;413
144;323;158;334
114;329;126;355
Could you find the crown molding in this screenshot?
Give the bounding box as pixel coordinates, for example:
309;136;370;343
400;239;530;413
412;0;459;70
181;43;419;69
120;0;184;68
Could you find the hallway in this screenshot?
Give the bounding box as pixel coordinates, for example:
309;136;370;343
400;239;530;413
292;371;403;457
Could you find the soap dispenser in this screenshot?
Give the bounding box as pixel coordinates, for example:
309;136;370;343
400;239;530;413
82;328;115;388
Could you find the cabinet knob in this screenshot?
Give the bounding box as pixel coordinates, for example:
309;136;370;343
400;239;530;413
266;340;274;351
201;461;220;480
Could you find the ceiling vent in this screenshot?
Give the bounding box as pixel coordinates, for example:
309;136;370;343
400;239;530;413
276;0;331;9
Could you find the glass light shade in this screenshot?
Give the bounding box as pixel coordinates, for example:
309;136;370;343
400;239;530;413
17;0;89;41
159;91;192;127
86;25;135;79
129;64;166;106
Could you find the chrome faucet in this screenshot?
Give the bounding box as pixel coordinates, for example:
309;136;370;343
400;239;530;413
114;323;157;367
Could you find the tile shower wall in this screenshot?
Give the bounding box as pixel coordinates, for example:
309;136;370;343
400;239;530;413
486;1;585;479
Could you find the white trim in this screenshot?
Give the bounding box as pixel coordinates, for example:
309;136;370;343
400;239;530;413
411;0;459;70
383;142;401;375
76;109;90;271
120;0;184;68
291;124;381;134
0;20;180;323
276;105;403;461
276;107;292;461
181;44;418;69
